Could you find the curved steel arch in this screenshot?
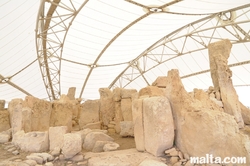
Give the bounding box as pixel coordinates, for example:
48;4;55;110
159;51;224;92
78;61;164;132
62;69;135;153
35;0;89;100
109;4;250;89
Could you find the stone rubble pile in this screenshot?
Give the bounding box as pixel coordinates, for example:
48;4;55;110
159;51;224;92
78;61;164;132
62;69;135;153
0;39;250;165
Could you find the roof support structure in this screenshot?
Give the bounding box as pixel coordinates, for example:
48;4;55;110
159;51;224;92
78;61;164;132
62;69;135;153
109;4;250;89
35;0;89;100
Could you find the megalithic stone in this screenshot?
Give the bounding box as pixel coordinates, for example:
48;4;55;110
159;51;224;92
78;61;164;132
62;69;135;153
208;39;244;128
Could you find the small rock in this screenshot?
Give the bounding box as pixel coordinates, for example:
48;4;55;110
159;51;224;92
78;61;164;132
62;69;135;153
184;153;190;160
170;156;179;165
103;142;120;152
4;144;15;150
59;154;65;161
50;147;61;156
173;161;182;166
12;150;19;155
164;147;176;154
169;150;179;157
23;159;37;166
26;155;44;165
7;147;16;152
44;162;54;166
0;133;10;143
77;161;88;166
71;154;84;162
107;129;116;133
14;159;22;162
178;151;184;159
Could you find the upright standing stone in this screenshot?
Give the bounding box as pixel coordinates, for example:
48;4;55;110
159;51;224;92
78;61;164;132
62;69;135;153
79;100;100;129
67;87;76;100
121;98;132;121
8;99;23;137
143;96;174;156
114;101;123;133
23;96;52;131
99;88;115;127
208;39;244;128
0;109;10;132
49;126;68;151
132;98;145;152
0;100;5;109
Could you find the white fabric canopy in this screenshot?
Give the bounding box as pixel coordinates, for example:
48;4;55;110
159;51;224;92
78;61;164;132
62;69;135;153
1;0;250;106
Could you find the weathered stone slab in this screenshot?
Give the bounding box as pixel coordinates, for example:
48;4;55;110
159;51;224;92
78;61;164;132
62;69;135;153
83;132;114;151
50;102;72;132
0;109;10;132
79;100;99;129
143;96;175;157
85;148;164;166
49;126;68;151
99;88;115;127
132;98;145;152
121;98;132;121
8;99;23;136
114;101;123;133
120;121;134;137
62;133;82;159
12;130;49;152
22;96;52;132
164;69;250;165
208;39;244;128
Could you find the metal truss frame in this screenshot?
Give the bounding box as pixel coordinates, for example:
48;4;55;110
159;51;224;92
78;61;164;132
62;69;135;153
36;0;250;100
109;4;250;89
35;0;88;100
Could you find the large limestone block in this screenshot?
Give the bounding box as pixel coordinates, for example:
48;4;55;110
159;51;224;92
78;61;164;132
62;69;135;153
99;88;115;127
0;109;10;132
49;126;68;151
208;39;244;128
50;102;72;131
120;121;134;137
79;100;100;129
8;99;23;136
132;98;145;152
12;130;49;152
143;96;175;157
152;76;168;88
62;133;82;159
138;86;163;98
164;69;250;165
121;98;132;121
182;110;250;163
83;132;114;151
22;96;52;131
121;89;137;99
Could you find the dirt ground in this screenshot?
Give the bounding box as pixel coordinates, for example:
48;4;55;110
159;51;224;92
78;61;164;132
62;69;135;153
0;132;136;165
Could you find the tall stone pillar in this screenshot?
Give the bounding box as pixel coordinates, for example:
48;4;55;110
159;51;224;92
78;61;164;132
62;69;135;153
208;39;244;128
